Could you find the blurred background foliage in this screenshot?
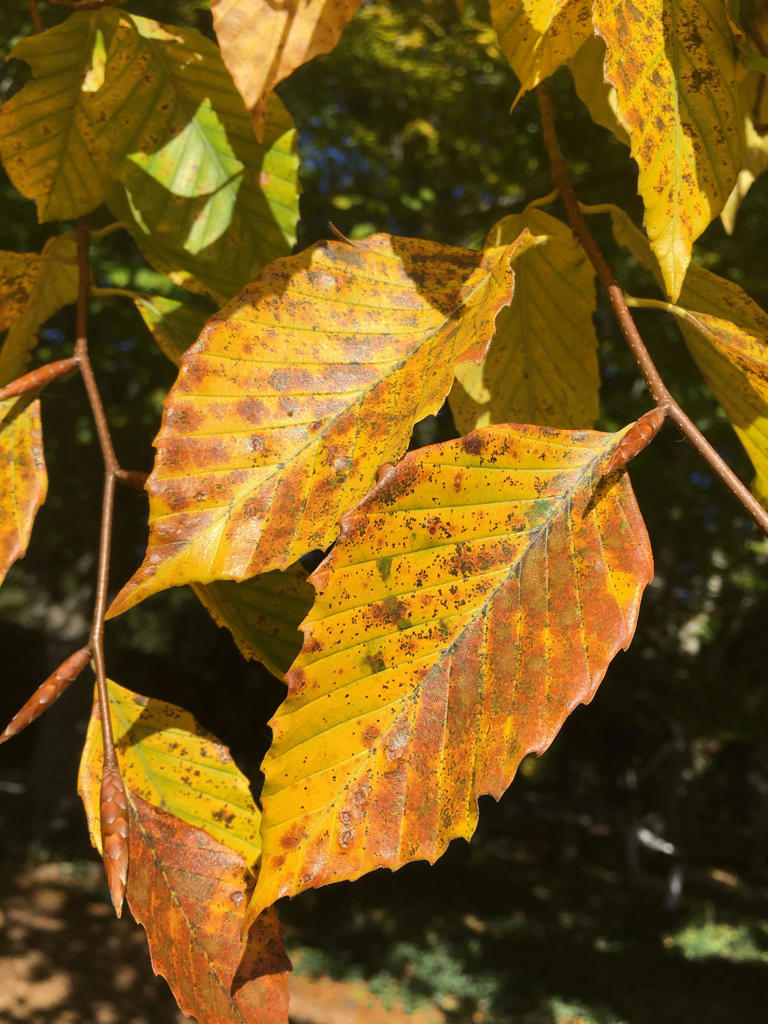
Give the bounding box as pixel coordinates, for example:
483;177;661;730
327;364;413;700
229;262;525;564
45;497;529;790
1;1;768;1022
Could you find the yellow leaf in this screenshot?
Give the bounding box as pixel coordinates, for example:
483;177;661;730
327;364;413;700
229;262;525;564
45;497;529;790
193;563;315;679
0;235;78;386
450;208;599;432
0;397;46;588
211;0;364;139
0;14;111;221
721;69;768;234
108;231;534;617
490;0;593;101
593;0;745;300
246;421;654;922
78;679;261;868
593;201;768;503
567;35;630;146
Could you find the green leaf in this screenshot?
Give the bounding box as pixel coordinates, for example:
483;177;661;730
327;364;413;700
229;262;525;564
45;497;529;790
92;13;299;302
134;294;214;366
193;563;315;680
450;208;599;432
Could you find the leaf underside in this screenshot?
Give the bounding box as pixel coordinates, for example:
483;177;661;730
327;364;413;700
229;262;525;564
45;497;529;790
450;208;599;432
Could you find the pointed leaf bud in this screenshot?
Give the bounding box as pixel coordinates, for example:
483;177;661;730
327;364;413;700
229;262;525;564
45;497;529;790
101;762;130;917
0;358;79;401
0;646;91;744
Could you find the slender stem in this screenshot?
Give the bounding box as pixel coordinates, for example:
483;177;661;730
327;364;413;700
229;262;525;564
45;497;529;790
73;218;118;761
29;0;42;31
536;83;768;537
91;222;129;240
624;295;681;316
91;286;144;302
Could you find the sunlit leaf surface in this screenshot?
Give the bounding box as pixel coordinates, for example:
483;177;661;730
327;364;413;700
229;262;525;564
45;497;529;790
490;0;592;101
211;0;363;138
108;231;531;617
593;0;744;299
0;397;46;588
0;235;78;386
247;422;654;922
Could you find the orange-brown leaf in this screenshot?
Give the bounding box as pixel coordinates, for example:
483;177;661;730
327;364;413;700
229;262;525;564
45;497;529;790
0;645;90;744
211;0;363;139
0;397;46;587
247;422;654;922
108;232;532;617
127;793;290;1023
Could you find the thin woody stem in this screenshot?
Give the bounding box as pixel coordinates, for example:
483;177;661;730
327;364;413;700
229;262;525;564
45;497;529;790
29;0;42;32
74;218;118;757
536;83;768;538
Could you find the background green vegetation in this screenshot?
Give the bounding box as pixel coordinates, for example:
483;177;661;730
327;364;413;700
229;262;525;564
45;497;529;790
1;2;767;1021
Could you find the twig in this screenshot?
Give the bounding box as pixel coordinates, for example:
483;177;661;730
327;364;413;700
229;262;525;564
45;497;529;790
535;83;768;538
74;217;129;916
29;0;42;32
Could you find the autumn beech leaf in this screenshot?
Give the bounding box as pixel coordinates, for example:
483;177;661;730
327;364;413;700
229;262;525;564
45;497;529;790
78;679;263;867
79;684;290;1013
490;0;593;103
134;295;214;367
245;421;655;923
0;235;78;386
78;682;290;1021
0;14;112;221
193;563;315;680
87;12;300;303
124;798;290;1024
592;0;745;301
107;231;534;618
0;398;46;588
449;208;599;433
211;0;364;140
567;36;630;147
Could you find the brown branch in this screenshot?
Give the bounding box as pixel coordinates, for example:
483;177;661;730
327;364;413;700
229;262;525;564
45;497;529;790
29;0;42;32
536;83;768;538
74;217;129;916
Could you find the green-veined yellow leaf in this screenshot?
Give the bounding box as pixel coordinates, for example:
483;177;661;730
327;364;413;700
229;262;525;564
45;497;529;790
0;397;46;587
449;208;599;432
78;681;290;1022
593;0;745;300
0;235;78;386
107;231;533;618
211;0;363;138
490;0;593;101
78;679;261;867
246;421;654;922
